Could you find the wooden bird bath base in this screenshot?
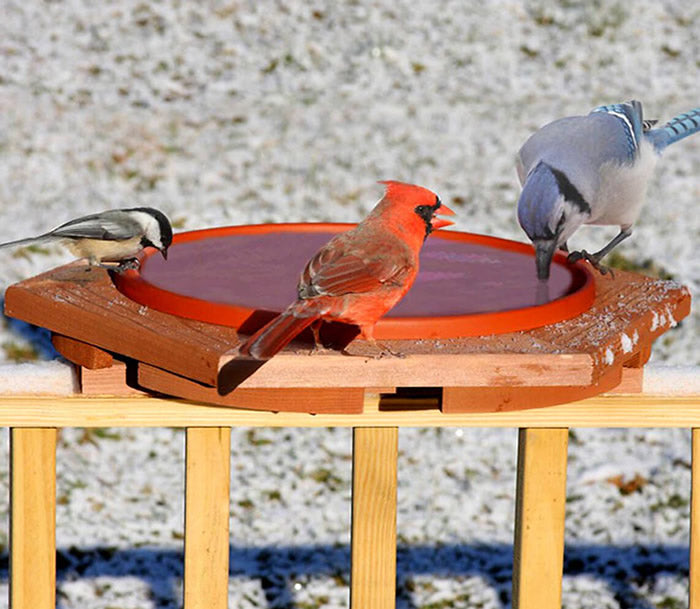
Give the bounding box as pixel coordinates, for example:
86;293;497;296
3;224;691;414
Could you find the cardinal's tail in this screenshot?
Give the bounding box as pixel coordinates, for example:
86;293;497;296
239;302;320;360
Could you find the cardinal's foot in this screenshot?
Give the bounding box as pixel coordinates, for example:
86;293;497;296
342;339;405;359
307;342;334;356
379;342;405;358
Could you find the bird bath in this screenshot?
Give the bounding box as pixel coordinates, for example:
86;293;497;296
113;223;595;339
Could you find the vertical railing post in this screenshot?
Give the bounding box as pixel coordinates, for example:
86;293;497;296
690;428;700;609
10;427;58;609
184;427;232;609
513;428;569;609
350;426;399;609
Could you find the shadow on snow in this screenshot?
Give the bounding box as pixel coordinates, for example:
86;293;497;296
0;541;689;608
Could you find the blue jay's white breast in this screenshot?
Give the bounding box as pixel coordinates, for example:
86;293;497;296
588;138;658;228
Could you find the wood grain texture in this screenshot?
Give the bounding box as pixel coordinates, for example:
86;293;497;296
610;366;644;394
442;363;643;410
184;427;231;609
10;427;57;609
442;358;623;412
3;262;690;400
513;428;569;609
0;392;698;428
139;363;364;413
218;352;594;389
52;334;113;369
691;428;700;609
80;362;147;396
4;263;238;386
351;427;398;609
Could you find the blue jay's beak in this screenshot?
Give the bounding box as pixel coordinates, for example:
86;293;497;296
534;240;557;281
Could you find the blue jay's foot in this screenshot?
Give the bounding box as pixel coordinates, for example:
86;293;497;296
567;250;614;278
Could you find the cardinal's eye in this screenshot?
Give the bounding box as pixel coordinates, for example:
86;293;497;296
415;204;433;218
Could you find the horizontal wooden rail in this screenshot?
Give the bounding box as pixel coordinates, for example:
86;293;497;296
0;392;697;427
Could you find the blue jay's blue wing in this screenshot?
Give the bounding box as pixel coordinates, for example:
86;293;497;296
49;211;141;241
517;111;639;199
590;100;644;160
645;107;700;152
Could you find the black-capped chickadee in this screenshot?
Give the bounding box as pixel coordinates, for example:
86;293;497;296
0;207;173;272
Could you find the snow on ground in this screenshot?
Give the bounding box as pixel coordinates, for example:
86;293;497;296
0;1;698;607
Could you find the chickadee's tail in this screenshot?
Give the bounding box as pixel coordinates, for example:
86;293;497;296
646;108;700;152
239;302;321;360
0;235;51;250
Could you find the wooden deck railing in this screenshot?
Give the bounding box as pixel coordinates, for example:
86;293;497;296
1;373;700;609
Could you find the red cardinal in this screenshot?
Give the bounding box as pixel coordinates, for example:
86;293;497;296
239;181;455;360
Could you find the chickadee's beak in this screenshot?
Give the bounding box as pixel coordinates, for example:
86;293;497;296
161;248;169;261
534;239;557;281
431;204;455;230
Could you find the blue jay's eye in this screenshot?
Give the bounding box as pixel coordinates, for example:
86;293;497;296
557;213;566;232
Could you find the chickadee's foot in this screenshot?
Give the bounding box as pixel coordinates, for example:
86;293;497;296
567;250;614;278
110;259;141;274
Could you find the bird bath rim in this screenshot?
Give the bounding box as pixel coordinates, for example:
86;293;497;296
113;223;595;339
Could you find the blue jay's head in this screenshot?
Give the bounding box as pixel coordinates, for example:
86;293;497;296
517;162;590;280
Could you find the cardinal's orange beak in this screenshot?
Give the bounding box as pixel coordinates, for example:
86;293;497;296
431;203;455;230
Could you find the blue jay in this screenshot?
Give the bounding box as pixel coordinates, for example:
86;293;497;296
516;100;700;280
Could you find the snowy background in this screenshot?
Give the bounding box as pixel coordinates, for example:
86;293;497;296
0;1;698;607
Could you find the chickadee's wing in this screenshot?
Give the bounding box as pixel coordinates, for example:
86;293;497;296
48;211;142;241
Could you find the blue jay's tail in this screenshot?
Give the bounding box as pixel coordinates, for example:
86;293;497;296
645;108;700;152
